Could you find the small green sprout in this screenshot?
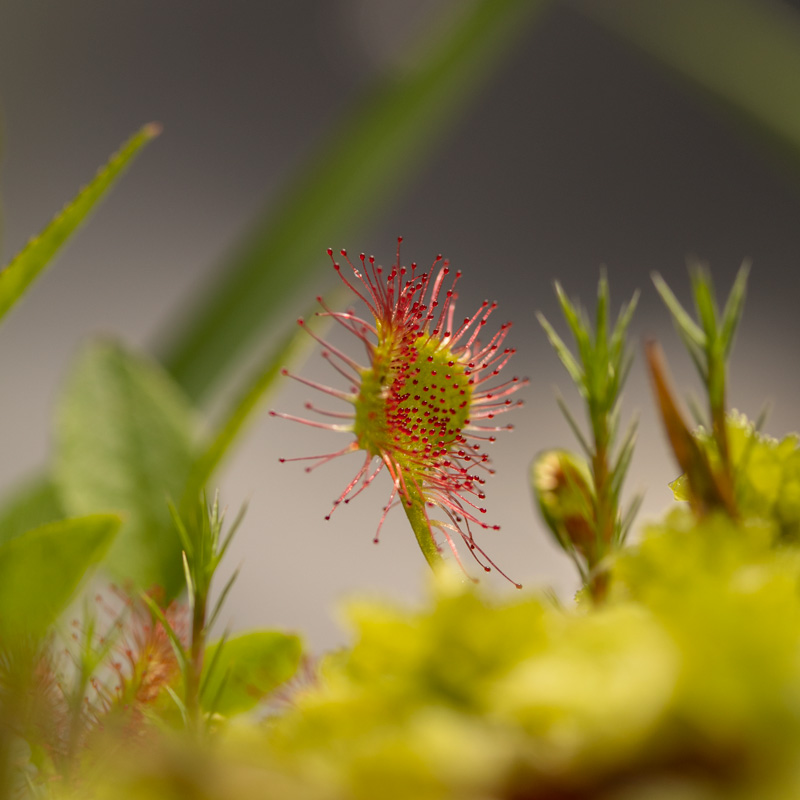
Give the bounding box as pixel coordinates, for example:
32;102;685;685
650;262;750;518
535;273;640;599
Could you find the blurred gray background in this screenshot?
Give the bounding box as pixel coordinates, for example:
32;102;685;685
2;0;800;650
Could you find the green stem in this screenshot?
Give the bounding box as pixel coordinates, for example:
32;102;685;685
589;411;615;603
184;588;207;734
401;482;444;571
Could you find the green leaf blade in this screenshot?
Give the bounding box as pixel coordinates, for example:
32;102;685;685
0;124;159;325
652;272;706;350
160;1;550;404
54;340;197;597
720;261;751;359
537;312;584;389
577;0;800;172
0;475;64;547
0;514;120;641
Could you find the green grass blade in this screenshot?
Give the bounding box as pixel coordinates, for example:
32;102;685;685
618;492;644;543
159;0;550;404
611;417;638;495
0;124;159;325
576;0;800;171
595;272;609;364
689;263;719;341
652;272;706;349
140;593;188;673
720;261;751;359
0;475;64;546
207;568;240;633
609;290;639;362
554;282;592;370
537;312;584;388
555;392;592;456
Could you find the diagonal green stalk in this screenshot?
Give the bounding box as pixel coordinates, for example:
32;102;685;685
159;0;550;405
0;124;159;325
575;0;800;172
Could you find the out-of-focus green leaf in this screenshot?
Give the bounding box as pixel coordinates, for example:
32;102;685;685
0;475;63;546
0;124;159;325
576;0;800;168
0;514;119;640
160;0;550;404
54;340;197;597
201;631;303;716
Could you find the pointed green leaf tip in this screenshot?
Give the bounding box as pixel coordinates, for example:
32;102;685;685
0;123;160;325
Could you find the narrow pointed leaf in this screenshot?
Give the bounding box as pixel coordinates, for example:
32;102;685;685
611;418;638;495
555;393;592;456
140;593;188;673
720;261;751;359
555;283;593;373
619;492;644;542
609;290;639;360
0;124;159;325
595;272;609;367
199;630;230;702
537;312;584;388
689;265;719;340
207;568;240;633
652;272;706;349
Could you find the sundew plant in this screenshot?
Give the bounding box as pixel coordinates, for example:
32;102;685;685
272;241;525;583
6;2;800;799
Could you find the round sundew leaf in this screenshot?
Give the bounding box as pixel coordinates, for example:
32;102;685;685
354;330;472;480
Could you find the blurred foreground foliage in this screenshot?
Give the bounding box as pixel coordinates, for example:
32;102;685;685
27;496;800;800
